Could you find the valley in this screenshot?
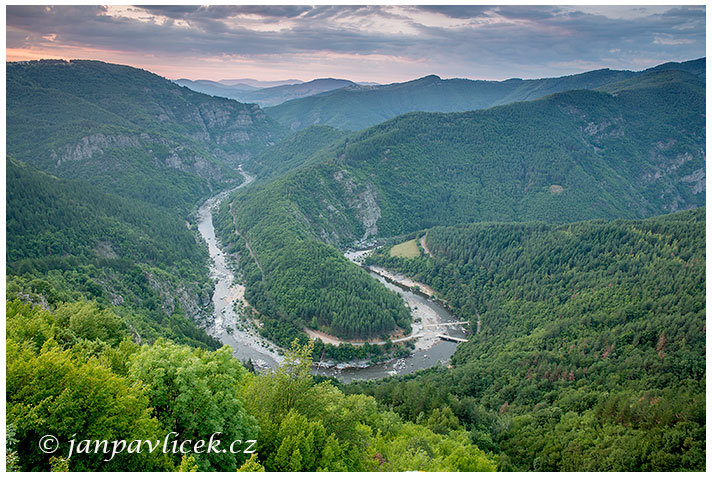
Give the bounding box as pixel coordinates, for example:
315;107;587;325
198;172;469;380
196;168;282;370
6;54;705;472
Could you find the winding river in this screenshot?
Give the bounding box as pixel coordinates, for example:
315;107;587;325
196;168;282;370
196;170;468;382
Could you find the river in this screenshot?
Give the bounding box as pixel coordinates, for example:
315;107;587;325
196;170;468;382
196;168;282;370
314;251;468;383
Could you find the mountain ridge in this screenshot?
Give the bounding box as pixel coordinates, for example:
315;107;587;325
266;58;705;131
7;59;288;211
174;77;358;107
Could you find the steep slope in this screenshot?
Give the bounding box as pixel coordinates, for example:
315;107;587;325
242;125;348;180
7;59;288;211
216;70;704;346
6;157;219;349
266;58;704;131
6;59;290;349
349;208;705;471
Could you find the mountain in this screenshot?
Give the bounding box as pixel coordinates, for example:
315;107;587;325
645;57;706;78
242;78;357;106
219;77;303;88
7;59;288;212
6;157;219;349
176;77;358;107
174;78;260;95
242;125;348;181
348;207;705;471
265;58;705;131
6;59;290;350
215;69;704;348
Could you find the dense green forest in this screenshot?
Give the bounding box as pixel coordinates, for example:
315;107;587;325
6;157;219;349
5;59;289;349
7;59;287;212
347;208;705;471
266;58;704;131
218;69;704;345
213;189;411;345
241;125;347;181
5;57;706;472
6;302;496;471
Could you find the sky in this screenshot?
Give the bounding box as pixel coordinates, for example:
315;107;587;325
5;3;707;83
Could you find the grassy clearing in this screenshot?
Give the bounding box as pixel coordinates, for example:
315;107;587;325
390;238;421;259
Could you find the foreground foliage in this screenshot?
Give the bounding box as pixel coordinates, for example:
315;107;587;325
6;303;495;471
7;157;218;349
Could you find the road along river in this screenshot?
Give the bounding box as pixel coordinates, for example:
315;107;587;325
196;171;468;381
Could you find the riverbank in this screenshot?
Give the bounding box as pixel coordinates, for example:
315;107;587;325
366;265;438;298
196;168;283;371
196;174;468;381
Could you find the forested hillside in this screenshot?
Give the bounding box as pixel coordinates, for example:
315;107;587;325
217;69;704;344
348;208;705;471
213;187;411;345
5;57;706;472
7;59;287;211
241;125;347;181
6;59;290;348
6;157;218;349
266;58;704;131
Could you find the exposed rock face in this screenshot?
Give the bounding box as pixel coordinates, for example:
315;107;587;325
332;169;382;244
582;117;625;139
353;186;381;242
642;144;705;211
52;134;140;165
94;241;118;259
51;132;227;183
681;168;705;194
145;271;207;321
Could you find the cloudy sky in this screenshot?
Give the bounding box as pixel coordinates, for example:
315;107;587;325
6;4;706;83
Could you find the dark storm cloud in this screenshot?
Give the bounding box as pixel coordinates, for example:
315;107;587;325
6;4;410;57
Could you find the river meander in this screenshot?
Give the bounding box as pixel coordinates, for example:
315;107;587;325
196;170;469;382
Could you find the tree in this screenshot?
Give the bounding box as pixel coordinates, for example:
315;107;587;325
6;339;168;471
128;340;258;471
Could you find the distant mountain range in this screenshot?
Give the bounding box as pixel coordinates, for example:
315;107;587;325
175;78;260;94
220;77;303;88
266;58;705;131
174;77;357;107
